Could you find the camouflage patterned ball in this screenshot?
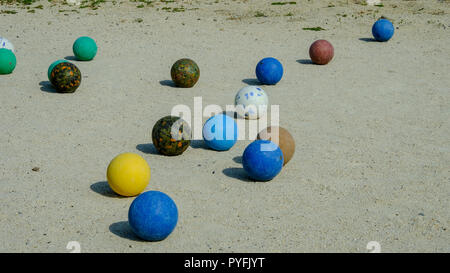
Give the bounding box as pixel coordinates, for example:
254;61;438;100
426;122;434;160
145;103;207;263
170;58;200;88
152;116;191;156
49;62;81;93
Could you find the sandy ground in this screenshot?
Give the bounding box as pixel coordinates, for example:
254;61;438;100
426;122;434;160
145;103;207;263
0;0;449;253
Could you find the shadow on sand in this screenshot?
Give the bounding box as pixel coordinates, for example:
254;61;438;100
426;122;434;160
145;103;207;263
109;221;145;242
296;59;313;65
222;167;257;182
136;143;160;155
242;78;262;86
159;80;177;87
90;181;126;198
359;37;378;42
39;81;57;93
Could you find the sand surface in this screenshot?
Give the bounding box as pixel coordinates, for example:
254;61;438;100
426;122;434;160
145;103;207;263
0;0;449;252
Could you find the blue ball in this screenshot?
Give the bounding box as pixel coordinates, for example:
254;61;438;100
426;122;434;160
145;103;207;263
203;114;238;151
372;19;394;42
255;57;283;85
242;140;284;181
128;191;178;241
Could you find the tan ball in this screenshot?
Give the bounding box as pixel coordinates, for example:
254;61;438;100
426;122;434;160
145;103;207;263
257;126;295;166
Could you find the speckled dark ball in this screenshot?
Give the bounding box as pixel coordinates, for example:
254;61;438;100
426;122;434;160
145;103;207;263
49;62;81;93
170;58;200;88
152;116;191;156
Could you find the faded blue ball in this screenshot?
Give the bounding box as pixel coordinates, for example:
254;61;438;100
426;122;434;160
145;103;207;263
242;140;284;181
255;57;283;85
128;191;178;241
203;114;238;151
372;19;394;42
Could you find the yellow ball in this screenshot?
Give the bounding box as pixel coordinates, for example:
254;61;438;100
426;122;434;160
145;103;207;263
107;153;151;197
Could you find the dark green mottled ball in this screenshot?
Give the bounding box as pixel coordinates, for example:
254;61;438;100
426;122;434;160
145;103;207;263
49;62;81;93
170;58;200;88
152;116;191;156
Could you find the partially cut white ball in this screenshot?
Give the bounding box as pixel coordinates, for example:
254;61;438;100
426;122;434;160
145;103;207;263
366;0;381;6
0;37;15;52
66;0;81;6
234;86;269;120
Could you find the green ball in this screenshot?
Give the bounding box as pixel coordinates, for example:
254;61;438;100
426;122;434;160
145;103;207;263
0;48;16;74
48;59;69;80
73;36;97;61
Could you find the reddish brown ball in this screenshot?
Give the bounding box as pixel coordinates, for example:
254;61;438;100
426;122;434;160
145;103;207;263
309;40;334;65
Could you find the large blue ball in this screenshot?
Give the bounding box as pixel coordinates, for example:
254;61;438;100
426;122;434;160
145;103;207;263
203;114;238;151
242;140;284;181
372;19;394;42
128;191;178;241
255;57;283;85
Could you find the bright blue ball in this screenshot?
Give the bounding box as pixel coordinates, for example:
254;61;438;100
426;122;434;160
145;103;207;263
128;191;178;241
372;19;394;42
203;114;238;151
242;140;284;181
255;57;283;85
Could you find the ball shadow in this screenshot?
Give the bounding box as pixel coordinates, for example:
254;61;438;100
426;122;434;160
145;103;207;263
190;139;208;150
90;181;125;198
232;156;242;164
242;78;262;86
159;80;177;88
296;59;313;65
136;143;159;155
109;221;145;242
64;56;79;61
359;38;377;43
222;167;256;182
39;81;57;93
221;110;239;119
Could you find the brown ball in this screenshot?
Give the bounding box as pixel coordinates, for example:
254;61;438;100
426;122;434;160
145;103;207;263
309;39;334;65
257;126;295;166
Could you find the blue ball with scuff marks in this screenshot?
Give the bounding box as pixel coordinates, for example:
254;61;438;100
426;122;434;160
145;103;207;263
372;19;394;42
255;57;283;85
242;140;284;181
203;114;238;151
128;191;178;241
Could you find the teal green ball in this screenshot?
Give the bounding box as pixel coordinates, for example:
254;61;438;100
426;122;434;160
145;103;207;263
0;48;16;74
48;59;69;80
73;36;97;61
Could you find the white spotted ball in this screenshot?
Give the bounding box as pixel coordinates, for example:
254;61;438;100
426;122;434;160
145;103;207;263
234;86;269;120
0;37;14;52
